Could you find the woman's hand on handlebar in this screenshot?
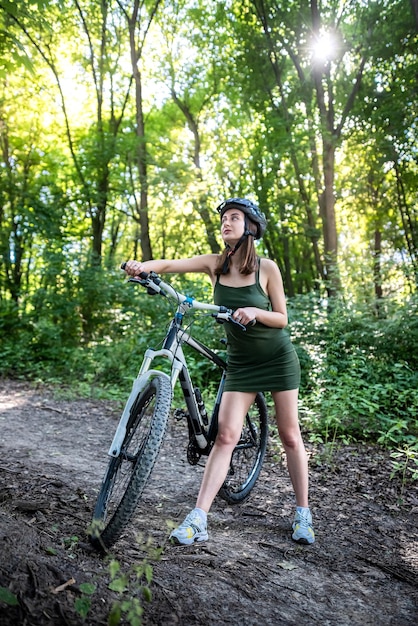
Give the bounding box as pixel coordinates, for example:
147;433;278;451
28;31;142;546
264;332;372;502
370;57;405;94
232;307;257;327
122;260;151;277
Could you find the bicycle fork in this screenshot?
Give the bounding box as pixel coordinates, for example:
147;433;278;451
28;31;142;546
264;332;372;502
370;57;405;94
107;345;214;458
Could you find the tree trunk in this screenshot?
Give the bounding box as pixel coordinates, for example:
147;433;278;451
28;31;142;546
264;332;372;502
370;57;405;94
282;231;294;298
373;228;383;305
126;0;158;261
171;90;220;254
394;160;418;286
134;68;153;261
320;138;340;295
410;0;418;29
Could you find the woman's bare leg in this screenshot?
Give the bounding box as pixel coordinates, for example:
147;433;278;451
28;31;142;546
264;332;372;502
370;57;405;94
196;391;256;512
273;388;309;507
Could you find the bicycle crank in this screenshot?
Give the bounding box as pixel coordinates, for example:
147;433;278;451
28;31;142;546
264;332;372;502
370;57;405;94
187;439;201;465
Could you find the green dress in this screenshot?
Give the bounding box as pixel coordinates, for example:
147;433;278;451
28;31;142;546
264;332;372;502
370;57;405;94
213;266;300;393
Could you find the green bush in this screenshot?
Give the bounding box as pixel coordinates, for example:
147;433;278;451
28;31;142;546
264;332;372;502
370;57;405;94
295;294;418;447
1;272;416;451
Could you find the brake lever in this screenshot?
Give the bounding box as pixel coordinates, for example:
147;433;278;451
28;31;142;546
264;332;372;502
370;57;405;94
230;316;247;331
128;277;147;286
214;313;246;331
126;274;164;296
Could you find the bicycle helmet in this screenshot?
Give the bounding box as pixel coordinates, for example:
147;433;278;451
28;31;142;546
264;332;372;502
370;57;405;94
216;197;267;240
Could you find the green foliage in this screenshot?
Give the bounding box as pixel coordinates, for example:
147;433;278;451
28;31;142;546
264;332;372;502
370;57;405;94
0;586;19;606
63;535;79;551
0;0;416;300
390;443;418;495
74;583;97;620
107;535;161;626
294;294;418;447
0;0;415;469
1;271;416;455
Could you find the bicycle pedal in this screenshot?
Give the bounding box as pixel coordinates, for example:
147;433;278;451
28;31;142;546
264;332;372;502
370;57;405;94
173;408;187;421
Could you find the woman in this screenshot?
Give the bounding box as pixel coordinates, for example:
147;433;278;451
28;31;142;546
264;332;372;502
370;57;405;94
124;197;315;545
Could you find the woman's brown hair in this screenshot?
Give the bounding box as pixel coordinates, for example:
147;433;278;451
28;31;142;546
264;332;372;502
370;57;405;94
215;220;258;275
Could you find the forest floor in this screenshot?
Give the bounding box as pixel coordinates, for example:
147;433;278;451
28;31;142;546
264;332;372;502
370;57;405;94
0;378;417;626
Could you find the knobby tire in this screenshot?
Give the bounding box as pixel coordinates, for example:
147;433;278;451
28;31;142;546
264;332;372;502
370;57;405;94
89;374;172;550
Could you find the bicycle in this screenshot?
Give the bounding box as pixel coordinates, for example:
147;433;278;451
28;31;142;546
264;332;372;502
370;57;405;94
89;268;269;551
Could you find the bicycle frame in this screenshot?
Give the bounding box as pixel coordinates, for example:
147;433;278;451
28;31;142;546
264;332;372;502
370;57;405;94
108;276;230;459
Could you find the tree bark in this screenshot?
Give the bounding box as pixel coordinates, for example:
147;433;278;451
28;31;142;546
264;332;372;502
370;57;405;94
170;90;221;254
373;228;383;304
123;0;162;261
320;138;339;293
410;0;418;29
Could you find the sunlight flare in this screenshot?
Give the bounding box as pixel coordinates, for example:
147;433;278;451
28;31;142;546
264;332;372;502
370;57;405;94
311;31;337;64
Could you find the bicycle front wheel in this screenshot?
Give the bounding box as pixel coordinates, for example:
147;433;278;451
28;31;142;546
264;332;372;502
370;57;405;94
218;392;268;504
89;374;172;550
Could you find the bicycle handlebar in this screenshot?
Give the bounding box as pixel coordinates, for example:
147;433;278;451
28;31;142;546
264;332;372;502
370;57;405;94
120;262;252;330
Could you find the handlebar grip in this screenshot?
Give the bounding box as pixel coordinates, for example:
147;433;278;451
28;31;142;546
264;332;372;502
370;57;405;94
120;262;149;281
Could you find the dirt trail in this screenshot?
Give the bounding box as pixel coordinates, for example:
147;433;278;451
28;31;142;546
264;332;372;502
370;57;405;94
0;379;417;625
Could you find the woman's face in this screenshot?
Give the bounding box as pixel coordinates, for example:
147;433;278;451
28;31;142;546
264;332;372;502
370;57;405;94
221;208;245;245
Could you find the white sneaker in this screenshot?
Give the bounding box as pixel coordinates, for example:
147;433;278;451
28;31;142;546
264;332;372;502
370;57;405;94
292;509;315;544
169;509;208;546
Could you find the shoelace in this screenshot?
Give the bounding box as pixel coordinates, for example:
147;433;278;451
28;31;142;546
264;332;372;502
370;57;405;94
180;514;204;532
295;512;312;527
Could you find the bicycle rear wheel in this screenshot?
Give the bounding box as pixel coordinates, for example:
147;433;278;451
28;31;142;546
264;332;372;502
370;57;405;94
218;392;268;504
89;374;172;551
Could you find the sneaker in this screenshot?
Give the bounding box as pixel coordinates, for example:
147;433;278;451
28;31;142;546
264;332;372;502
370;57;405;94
292;509;315;545
169;509;209;546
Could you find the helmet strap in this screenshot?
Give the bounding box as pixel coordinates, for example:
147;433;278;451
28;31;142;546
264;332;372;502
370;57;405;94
221;235;247;273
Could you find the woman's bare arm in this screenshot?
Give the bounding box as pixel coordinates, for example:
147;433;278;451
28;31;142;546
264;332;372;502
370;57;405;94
123;255;218;281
